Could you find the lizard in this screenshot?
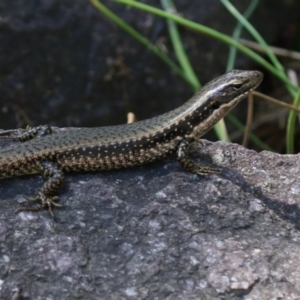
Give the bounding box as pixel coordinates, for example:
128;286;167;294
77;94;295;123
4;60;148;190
0;69;263;217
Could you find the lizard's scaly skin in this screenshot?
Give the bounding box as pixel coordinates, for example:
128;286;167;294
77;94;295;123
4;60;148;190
0;70;263;216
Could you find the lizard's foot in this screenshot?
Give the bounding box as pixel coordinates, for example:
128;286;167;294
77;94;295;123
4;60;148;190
194;165;220;176
177;139;220;176
17;193;63;218
0;125;52;141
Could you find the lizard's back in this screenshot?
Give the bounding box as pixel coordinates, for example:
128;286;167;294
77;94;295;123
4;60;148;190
0;109;186;177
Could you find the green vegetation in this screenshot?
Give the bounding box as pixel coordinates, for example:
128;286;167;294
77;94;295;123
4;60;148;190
91;0;300;153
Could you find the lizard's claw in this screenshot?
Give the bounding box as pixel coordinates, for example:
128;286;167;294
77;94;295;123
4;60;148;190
195;166;220;175
17;193;63;218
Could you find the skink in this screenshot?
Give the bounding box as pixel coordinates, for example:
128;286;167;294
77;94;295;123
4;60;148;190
0;69;263;216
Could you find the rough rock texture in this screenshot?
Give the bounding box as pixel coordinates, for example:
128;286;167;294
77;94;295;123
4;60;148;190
1;137;300;299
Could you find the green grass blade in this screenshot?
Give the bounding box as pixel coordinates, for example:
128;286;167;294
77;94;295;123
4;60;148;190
160;0;201;92
90;0;189;85
114;0;297;94
286;87;300;153
160;0;226;140
226;0;259;71
221;0;284;72
221;0;299;152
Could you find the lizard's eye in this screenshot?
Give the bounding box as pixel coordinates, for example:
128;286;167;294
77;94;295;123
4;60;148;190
211;102;220;110
233;83;243;90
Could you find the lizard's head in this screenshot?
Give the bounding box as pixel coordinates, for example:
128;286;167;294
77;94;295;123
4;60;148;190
200;69;263;110
181;69;263;139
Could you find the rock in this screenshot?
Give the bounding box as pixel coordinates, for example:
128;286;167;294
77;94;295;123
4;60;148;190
1;137;300;299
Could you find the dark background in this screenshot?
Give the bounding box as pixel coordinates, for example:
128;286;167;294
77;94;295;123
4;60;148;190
0;0;299;143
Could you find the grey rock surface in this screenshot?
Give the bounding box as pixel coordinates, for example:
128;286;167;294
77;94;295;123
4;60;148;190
1;137;300;299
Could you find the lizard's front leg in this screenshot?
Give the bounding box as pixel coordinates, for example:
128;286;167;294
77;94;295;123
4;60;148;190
18;161;65;217
177;139;219;175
